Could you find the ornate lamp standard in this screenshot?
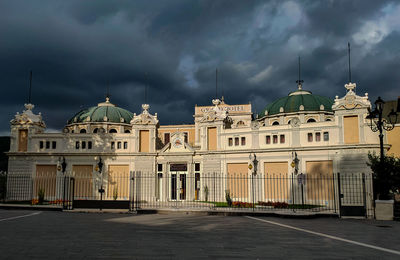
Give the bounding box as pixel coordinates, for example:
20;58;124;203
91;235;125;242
95;157;104;210
249;153;258;211
367;97;397;200
367;97;398;161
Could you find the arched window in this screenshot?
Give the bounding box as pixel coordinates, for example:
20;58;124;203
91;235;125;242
93;128;98;133
272;121;280;125
287;120;291;125
124;129;131;133
326;118;332;122
307;118;316;123
109;129;117;133
80;129;87;133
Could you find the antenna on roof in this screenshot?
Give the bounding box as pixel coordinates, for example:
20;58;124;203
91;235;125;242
348;42;352;83
28;70;32;103
106;81;110;100
221;70;225;103
144;73;148;104
215;68;218;99
295;56;304;90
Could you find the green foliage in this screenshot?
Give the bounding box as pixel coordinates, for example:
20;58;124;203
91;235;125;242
113;186;118;201
225;190;232;207
367;153;400;200
203;185;209;202
38;188;45;204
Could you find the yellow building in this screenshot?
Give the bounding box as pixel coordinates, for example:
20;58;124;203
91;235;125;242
6;79;398;216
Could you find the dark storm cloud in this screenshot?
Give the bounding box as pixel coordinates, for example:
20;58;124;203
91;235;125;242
0;0;399;135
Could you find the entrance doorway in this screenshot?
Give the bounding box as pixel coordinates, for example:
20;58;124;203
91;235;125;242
170;164;187;201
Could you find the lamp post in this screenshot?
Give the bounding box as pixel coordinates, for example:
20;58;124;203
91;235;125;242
58;157;68;209
249;153;258;211
96;157;104;210
367;97;398;200
61;157;67;174
367;97;398;162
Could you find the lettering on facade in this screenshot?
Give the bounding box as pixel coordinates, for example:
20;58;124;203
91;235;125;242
196;105;250;115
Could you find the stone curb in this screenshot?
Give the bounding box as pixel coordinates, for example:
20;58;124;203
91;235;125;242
0;204;63;211
0;203;339;218
63;208;339;219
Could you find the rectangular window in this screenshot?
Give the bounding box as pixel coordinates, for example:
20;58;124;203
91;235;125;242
195;163;200;172
124;141;128;149
39;141;44;149
273;135;278;144
184;132;188;143
323;132;329;141
228;138;233;146
117;141;121;149
111;141;115;150
241;137;246;146
164;133;170;144
235;137;239;146
81;141;86;149
308;133;313;142
266;135;271;144
52;141;56;149
280;135;285;144
315;132;321;142
88;141;92;149
46;141;50;149
158;164;163;172
75;141;79;149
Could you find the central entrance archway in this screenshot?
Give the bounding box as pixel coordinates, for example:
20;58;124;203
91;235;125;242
170;164;187;201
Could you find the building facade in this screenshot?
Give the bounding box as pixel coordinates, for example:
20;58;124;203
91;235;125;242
7;80;390;205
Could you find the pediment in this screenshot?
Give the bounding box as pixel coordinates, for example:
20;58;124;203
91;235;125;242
332;83;370;111
160;132;195;153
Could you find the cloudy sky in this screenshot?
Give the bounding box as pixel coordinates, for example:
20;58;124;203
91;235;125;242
1;0;399;135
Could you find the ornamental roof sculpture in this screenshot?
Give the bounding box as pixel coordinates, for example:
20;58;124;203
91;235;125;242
10;103;46;128
332;82;370;110
130;104;159;125
200;99;230;123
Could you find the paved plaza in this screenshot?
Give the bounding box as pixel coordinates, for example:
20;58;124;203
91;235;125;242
0;209;399;259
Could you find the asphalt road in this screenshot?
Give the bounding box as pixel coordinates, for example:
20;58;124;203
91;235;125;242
0;209;399;259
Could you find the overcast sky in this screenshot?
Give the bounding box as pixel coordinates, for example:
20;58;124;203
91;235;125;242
1;0;399;135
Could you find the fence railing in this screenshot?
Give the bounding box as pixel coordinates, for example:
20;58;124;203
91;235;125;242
0;171;374;217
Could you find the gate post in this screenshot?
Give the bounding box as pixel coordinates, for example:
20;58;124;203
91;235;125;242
129;171;135;212
337;172;342;218
362;173;367;218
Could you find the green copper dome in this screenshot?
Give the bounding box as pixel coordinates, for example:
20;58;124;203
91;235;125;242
67;98;133;124
259;89;333;117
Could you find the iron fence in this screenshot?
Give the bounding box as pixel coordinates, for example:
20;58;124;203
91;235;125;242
0;171;374;217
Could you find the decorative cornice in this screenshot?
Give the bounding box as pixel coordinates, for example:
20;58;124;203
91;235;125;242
10;103;46;128
332;82;370;111
130;104;159;125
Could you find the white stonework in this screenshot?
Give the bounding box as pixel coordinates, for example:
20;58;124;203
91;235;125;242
6;81;387;207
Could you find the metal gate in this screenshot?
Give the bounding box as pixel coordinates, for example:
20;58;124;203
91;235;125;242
337;173;370;217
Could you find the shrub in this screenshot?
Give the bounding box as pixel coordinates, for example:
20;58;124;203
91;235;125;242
258;201;289;208
113;186;118;201
38;188;45;204
232;201;254;208
225;190;232;207
367;153;400;200
203;185;209;202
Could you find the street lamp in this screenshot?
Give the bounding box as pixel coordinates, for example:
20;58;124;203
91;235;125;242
249;153;258;211
96;157;105;210
58;157;67;174
367;96;398;161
